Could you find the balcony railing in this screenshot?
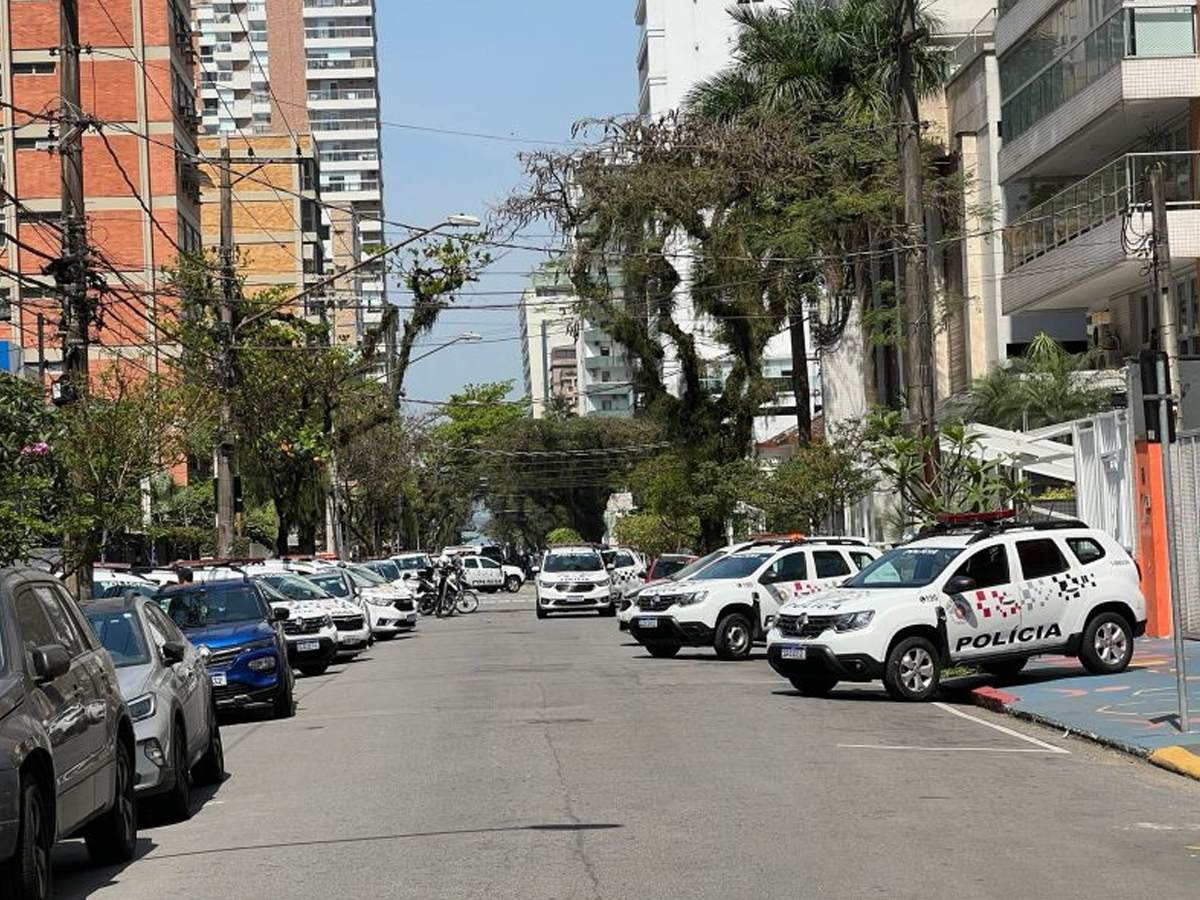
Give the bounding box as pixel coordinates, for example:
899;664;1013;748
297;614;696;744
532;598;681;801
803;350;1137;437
308;87;376;101
1003;151;1200;272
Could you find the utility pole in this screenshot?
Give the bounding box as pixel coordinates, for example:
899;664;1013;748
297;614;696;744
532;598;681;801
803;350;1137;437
787;299;812;445
898;0;936;465
57;0;92;599
1149;166;1190;733
215;138;238;558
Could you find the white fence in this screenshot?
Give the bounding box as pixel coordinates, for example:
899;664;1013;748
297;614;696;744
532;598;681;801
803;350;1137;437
1171;432;1200;639
1073;411;1136;554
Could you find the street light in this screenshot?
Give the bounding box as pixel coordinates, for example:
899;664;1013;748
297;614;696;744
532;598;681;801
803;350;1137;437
408;331;483;366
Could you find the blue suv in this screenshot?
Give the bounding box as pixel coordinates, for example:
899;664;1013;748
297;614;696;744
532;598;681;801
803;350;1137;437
158;579;295;719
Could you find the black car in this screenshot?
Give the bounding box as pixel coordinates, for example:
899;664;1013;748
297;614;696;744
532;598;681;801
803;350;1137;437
0;567;138;900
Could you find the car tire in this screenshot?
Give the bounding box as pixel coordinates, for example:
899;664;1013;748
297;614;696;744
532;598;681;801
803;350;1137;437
884;636;941;701
505;575;522;593
536;603;548;619
646;642;681;658
193;715;225;787
982;658;1027;679
788;673;839;697
272;681;295;720
599;603;616;618
713;612;754;660
299;663;329;676
0;777;52;900
84;738;137;865
1080;611;1134;675
161;723;193;822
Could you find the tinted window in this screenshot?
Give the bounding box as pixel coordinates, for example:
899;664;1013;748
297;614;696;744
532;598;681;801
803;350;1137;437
1067;537;1106;565
850;552;876;572
86;608;152;667
309;572;351;597
1017;538;1071;580
813;551;852;579
653;556;692;579
162;585;266;628
952;545;1011;590
543;553;604;573
694;553;773;580
144;603;186;645
369;561;401;581
614;551;637;567
394;556;430;571
34;586;86;657
347;567;385;587
259;574;330;601
762;553;807;584
14;589;58;660
846;547;962;588
464;559;478;569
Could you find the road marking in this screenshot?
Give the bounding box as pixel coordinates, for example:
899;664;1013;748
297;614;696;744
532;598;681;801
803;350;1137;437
837;744;1063;754
932;701;1070;754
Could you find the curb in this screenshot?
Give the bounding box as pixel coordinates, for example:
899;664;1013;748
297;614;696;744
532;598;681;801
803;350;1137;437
1148;746;1200;781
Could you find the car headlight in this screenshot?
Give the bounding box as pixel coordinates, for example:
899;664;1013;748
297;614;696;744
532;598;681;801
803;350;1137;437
674;591;707;607
597;577;612;588
248;656;277;672
128;693;156;722
539;577;555;588
833;610;874;632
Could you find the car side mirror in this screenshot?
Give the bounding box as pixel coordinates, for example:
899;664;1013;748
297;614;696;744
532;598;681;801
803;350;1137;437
944;575;977;595
32;644;71;681
273;606;290;621
161;641;186;665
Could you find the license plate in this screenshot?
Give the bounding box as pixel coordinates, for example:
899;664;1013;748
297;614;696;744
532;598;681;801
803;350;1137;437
211;673;228;687
297;641;320;652
638;618;658;629
780;646;807;660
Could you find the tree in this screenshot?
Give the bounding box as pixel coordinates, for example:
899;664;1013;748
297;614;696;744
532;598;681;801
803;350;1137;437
545;526;583;545
627;451;758;551
614;513;700;557
0;374;60;565
751;438;875;534
946;333;1113;431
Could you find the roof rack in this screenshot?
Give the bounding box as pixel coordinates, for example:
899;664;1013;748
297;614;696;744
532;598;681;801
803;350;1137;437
917;515;1089;544
744;535;867;549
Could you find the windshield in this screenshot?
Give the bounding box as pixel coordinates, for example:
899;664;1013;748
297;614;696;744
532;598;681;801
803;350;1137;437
394;555;430;571
692;552;773;581
309;571;351;598
844;546;964;589
544;552;603;573
160;584;266;629
669;549;726;581
86;608;152;667
94;582;157;601
256;574;330;601
654;556;693;579
347;566;385;587
364;560;401;581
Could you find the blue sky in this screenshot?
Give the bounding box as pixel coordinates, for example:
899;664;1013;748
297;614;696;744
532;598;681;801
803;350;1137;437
377;1;637;403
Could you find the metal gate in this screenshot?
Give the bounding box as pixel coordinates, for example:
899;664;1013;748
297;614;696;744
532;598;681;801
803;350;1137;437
1171;432;1200;639
1074;411;1136;554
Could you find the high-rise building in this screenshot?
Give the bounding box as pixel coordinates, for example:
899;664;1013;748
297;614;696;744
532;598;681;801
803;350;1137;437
193;0;386;339
0;0;202;380
519;262;580;418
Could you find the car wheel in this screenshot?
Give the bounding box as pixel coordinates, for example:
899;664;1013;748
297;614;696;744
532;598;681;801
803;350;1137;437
272;681;295;720
788;673;839;697
1080;612;1134;675
505;575;522;593
536;602;548;620
299;663;329;676
884;636;941;701
599;603;616;618
85;738;137;865
0;776;52;900
161;723;193;822
646;642;681;658
713;612;754;660
194;714;225;787
982;658;1027;679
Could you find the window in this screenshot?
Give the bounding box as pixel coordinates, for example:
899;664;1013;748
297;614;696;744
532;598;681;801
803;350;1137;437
951;545;1011;590
87;608;152;667
1066;537;1107;565
12;61;56;76
34;586;87;657
464;559;478;568
1016;538;1071;580
482;559;500;569
14;589;59;661
850;551;875;572
761;552;807;584
813;551;851;579
145;603;186;645
0;288;10;323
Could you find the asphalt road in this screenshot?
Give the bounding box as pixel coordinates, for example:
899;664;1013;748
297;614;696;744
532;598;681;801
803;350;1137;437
53;586;1200;899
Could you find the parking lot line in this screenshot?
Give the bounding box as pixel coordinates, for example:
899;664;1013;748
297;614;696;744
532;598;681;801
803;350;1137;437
932;701;1070;754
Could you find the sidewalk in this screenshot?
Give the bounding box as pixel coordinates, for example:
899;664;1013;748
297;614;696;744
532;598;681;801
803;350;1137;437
968;638;1200;780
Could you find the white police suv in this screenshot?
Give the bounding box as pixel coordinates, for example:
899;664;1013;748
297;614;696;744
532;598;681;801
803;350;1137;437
765;516;1147;701
628;538;879;660
536;546;615;618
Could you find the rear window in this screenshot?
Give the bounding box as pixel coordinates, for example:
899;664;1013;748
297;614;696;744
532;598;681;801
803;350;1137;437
1066;537;1106;565
86;608;151;668
813;551;851;578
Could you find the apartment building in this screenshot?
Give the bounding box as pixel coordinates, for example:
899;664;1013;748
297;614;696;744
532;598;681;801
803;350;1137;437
0;0;202;380
193;0;386;339
996;0;1198;360
519;262;582;418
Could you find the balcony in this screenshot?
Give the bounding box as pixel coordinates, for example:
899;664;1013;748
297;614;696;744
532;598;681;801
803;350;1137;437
583;354;630;373
1002;151;1200;314
998;4;1200;181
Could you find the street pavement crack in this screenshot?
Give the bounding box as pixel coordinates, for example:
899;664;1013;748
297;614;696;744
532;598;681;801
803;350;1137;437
536;677;604;900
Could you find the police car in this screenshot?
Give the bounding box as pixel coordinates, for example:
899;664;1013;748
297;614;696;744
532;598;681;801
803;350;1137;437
627;538;878;660
765;515;1147;701
535;546;615;618
602;548;646;598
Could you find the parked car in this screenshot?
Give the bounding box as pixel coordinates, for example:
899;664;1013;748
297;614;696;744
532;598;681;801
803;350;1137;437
92;567;158;601
601;548;646;597
645;554;697;583
391;552;434;582
628;538;878;660
618;548;729;631
158;579;295;719
535;547;616;619
0;567;138;900
247;564;371;658
339;565;417;638
766;518;1147;700
84;595;224;821
252;578;339;676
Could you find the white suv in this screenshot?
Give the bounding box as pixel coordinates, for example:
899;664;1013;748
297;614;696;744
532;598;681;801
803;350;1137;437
536;547;615;618
765;519;1147;700
628;539;879;660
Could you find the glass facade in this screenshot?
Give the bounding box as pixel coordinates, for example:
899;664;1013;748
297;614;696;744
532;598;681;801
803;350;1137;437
1001;2;1196;141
